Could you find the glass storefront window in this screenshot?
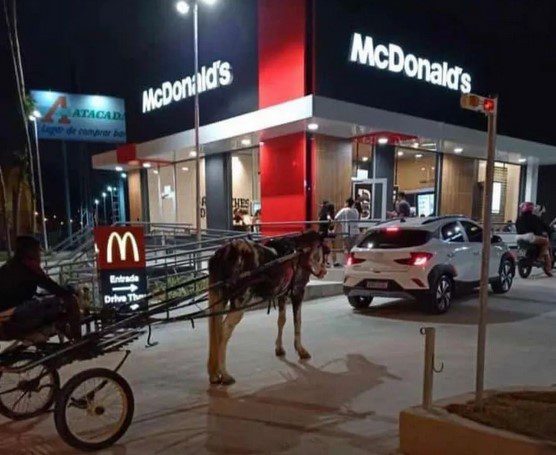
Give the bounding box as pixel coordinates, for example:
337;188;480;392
440;155;521;224
231;149;260;216
147;159;206;229
394;148;437;217
477;161;521;224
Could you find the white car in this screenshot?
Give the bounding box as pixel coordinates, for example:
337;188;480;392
343;216;515;313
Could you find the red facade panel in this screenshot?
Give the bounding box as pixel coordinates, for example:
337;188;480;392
260;133;307;233
258;0;306;108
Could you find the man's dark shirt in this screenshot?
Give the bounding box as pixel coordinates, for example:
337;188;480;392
398;200;411;218
0;256;69;311
515;212;550;236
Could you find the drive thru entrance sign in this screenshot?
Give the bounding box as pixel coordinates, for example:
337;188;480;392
95;227;147;309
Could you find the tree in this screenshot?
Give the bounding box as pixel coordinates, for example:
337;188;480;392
3;0;37;242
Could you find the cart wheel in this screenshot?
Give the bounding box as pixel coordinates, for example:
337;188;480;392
0;353;60;420
54;368;134;452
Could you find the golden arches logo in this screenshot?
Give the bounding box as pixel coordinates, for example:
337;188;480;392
106;232;140;264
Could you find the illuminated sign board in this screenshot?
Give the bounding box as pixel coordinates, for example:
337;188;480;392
349;32;472;93
30;90;126;143
142;60;233;114
95;227;147;309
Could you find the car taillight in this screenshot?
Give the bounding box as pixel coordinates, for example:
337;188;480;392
395;252;434;266
347;253;364;267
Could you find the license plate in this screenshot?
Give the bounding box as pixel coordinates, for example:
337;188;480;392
366;281;388;290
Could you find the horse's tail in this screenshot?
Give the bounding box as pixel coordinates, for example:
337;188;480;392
207;275;224;383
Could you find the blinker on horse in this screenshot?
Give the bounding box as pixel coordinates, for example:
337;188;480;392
207;230;328;385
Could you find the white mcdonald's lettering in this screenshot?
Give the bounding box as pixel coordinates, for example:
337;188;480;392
106;232;140;264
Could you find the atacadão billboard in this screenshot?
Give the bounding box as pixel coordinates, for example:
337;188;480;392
30;90;126;143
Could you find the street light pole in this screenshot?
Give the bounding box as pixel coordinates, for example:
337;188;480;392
193;0;202;242
176;0;207;243
30;117;48;250
102;192;107;225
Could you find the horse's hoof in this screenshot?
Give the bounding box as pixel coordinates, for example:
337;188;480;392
297;349;311;360
220;374;236;385
275;347;286;357
209;375;221;385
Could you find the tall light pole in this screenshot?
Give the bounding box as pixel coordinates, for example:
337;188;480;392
29;111;48;250
107;186;114;225
102;192;107;225
94;199;100;225
176;0;217;242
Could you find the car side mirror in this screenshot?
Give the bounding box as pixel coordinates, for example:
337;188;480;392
491;235;502;244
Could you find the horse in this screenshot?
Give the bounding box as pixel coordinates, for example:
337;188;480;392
207;230;328;385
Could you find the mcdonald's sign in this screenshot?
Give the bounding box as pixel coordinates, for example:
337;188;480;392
95;226;146;270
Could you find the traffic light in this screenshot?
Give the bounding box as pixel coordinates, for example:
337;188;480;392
483;98;495;113
461;93;496;115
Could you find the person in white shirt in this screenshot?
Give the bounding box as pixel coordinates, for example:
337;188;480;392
334;197;360;266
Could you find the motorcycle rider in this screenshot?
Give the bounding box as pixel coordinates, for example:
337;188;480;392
515;202;553;276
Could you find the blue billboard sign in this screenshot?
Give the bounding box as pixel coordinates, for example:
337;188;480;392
30;90;126;143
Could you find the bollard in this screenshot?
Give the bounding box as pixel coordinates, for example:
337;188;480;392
420;326;441;410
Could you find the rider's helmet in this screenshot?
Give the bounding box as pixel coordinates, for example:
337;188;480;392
519;201;535;214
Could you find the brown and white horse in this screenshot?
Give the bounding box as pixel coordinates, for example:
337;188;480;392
207;230;328;385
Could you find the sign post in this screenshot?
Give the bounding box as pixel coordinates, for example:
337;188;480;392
94;226;147;311
461;93;498;410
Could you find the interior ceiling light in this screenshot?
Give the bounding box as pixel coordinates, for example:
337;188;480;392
412;142;419;148
189;151;197;157
182;166;189;171
378;137;388;145
415;154;423;159
454;147;463;153
115;166;123;172
143;162;151;168
241;138;252;146
518;158;527;163
307;123;319;131
362;156;369;162
397;151;404;157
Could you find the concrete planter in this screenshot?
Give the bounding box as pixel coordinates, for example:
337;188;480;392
399;389;556;455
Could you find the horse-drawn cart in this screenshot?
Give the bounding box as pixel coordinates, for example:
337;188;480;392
0;232;327;451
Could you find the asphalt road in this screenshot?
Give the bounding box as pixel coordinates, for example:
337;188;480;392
1;272;555;454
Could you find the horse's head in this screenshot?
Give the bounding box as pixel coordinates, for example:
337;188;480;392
296;231;328;279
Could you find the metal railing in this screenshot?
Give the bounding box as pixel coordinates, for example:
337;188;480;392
30;216;528;312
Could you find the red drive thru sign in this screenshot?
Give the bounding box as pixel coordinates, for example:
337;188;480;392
94;227;147;310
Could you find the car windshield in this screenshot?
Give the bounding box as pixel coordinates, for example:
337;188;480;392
357;228;431;249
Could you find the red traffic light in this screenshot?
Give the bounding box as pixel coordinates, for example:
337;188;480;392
483;98;495;113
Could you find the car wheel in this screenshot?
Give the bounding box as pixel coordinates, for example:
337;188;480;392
491;258;514;294
348;296;373;309
425;275;453;314
517;260;532;279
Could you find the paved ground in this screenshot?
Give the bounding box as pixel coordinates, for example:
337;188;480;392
1;272;556;454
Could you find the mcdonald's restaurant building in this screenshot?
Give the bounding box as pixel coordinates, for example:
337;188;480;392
92;0;556;231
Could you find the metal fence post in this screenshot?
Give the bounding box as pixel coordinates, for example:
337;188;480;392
420;327;443;410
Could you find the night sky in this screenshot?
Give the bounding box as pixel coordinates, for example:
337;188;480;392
1;0;555;219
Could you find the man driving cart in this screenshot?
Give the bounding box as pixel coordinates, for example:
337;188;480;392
0;236;81;341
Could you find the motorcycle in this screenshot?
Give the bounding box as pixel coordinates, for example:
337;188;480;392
516;240;554;278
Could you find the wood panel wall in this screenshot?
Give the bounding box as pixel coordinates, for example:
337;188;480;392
440;154;477;217
312;136;352;218
127;170;143;222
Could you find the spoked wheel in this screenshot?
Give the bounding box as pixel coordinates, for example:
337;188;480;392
491;258;515;294
0;353;60;420
425;275;453;314
55;368;134;452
